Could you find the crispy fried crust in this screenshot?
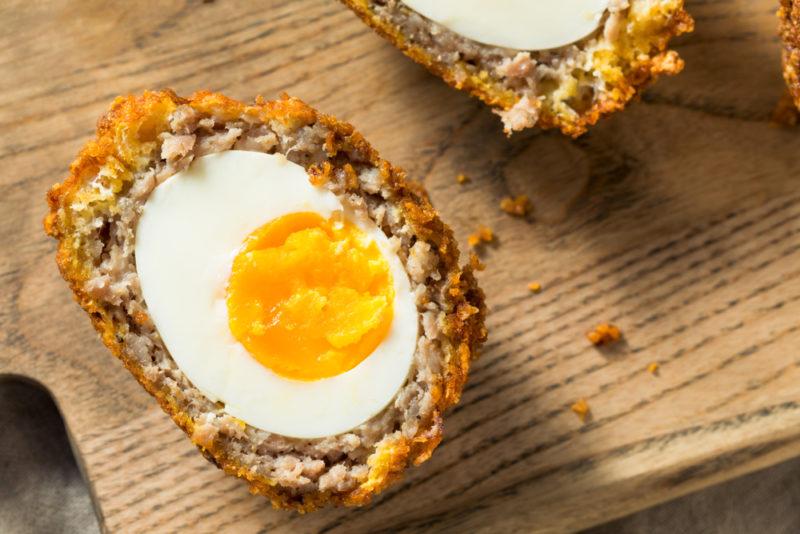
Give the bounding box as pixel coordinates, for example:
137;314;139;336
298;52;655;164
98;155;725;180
45;90;487;510
340;0;693;137
781;0;800;108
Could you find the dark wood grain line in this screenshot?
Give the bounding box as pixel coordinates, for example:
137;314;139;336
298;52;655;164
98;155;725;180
0;129;94;163
133;0;200;46
105;451;223;518
80;410;181;455
437;322;800;503
708;359;800;416
128;472;243;520
400;105;485;188
235;27;369;88
92;440;198;506
0;166;82;195
0;0;315;103
6;19;364;163
456;258;800;449
0;13;271;112
486;194;799;340
468;204;800;388
367;402;800;534
640;88;778;123
662;432;797;489
121;8;309;88
311;330;718;534
90;430;188;477
0;2;345;132
335;280;800;523
459;219;800;414
126;468;280;532
484;230;797;382
254;46;382;105
163;485;276;534
492;196;800;326
2;259;145;415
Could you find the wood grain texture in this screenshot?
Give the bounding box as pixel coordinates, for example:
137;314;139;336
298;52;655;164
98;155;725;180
1;0;798;532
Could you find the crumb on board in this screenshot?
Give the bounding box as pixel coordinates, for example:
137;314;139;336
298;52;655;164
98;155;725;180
772;91;800;127
468;225;494;248
500;195;530;217
587;323;622;346
647;362;660;375
527;281;542;293
469;253;486;272
571;398;590;423
456;173;469;185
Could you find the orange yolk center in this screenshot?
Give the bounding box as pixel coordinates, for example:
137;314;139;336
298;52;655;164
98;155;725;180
226;212;394;381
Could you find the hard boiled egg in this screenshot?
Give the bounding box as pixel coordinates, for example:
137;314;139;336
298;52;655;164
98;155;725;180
135;151;418;439
402;0;610;51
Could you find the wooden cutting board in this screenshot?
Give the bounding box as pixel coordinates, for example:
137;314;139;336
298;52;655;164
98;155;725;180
2;0;799;532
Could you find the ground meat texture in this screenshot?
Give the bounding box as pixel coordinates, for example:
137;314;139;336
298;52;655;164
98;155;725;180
44;91;486;511
340;0;693;136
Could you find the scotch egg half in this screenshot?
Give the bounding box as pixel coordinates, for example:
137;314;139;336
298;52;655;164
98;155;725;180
135;151;418;439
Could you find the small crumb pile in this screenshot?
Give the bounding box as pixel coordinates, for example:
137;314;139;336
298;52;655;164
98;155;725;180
500;195;530;217
468;225;494;248
527;281;542;293
571;398;590;423
587;323;621;346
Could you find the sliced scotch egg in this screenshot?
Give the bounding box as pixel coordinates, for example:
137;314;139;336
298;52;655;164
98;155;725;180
45;91;486;510
341;0;694;136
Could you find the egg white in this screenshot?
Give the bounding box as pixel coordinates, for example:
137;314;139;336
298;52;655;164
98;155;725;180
135;151;418;439
403;0;609;51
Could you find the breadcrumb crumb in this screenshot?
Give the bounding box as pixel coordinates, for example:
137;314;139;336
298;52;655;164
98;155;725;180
468;225;494;248
772;91;800;127
527;281;542;293
587;323;622;346
456;173;469;185
469;253;486;272
571;398;590;423
500;195;530;217
647;362;660;375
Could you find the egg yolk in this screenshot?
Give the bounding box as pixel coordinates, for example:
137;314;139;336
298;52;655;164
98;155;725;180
226;212;395;381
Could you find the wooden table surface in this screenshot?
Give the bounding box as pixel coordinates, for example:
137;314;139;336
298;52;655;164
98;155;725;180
2;0;799;532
